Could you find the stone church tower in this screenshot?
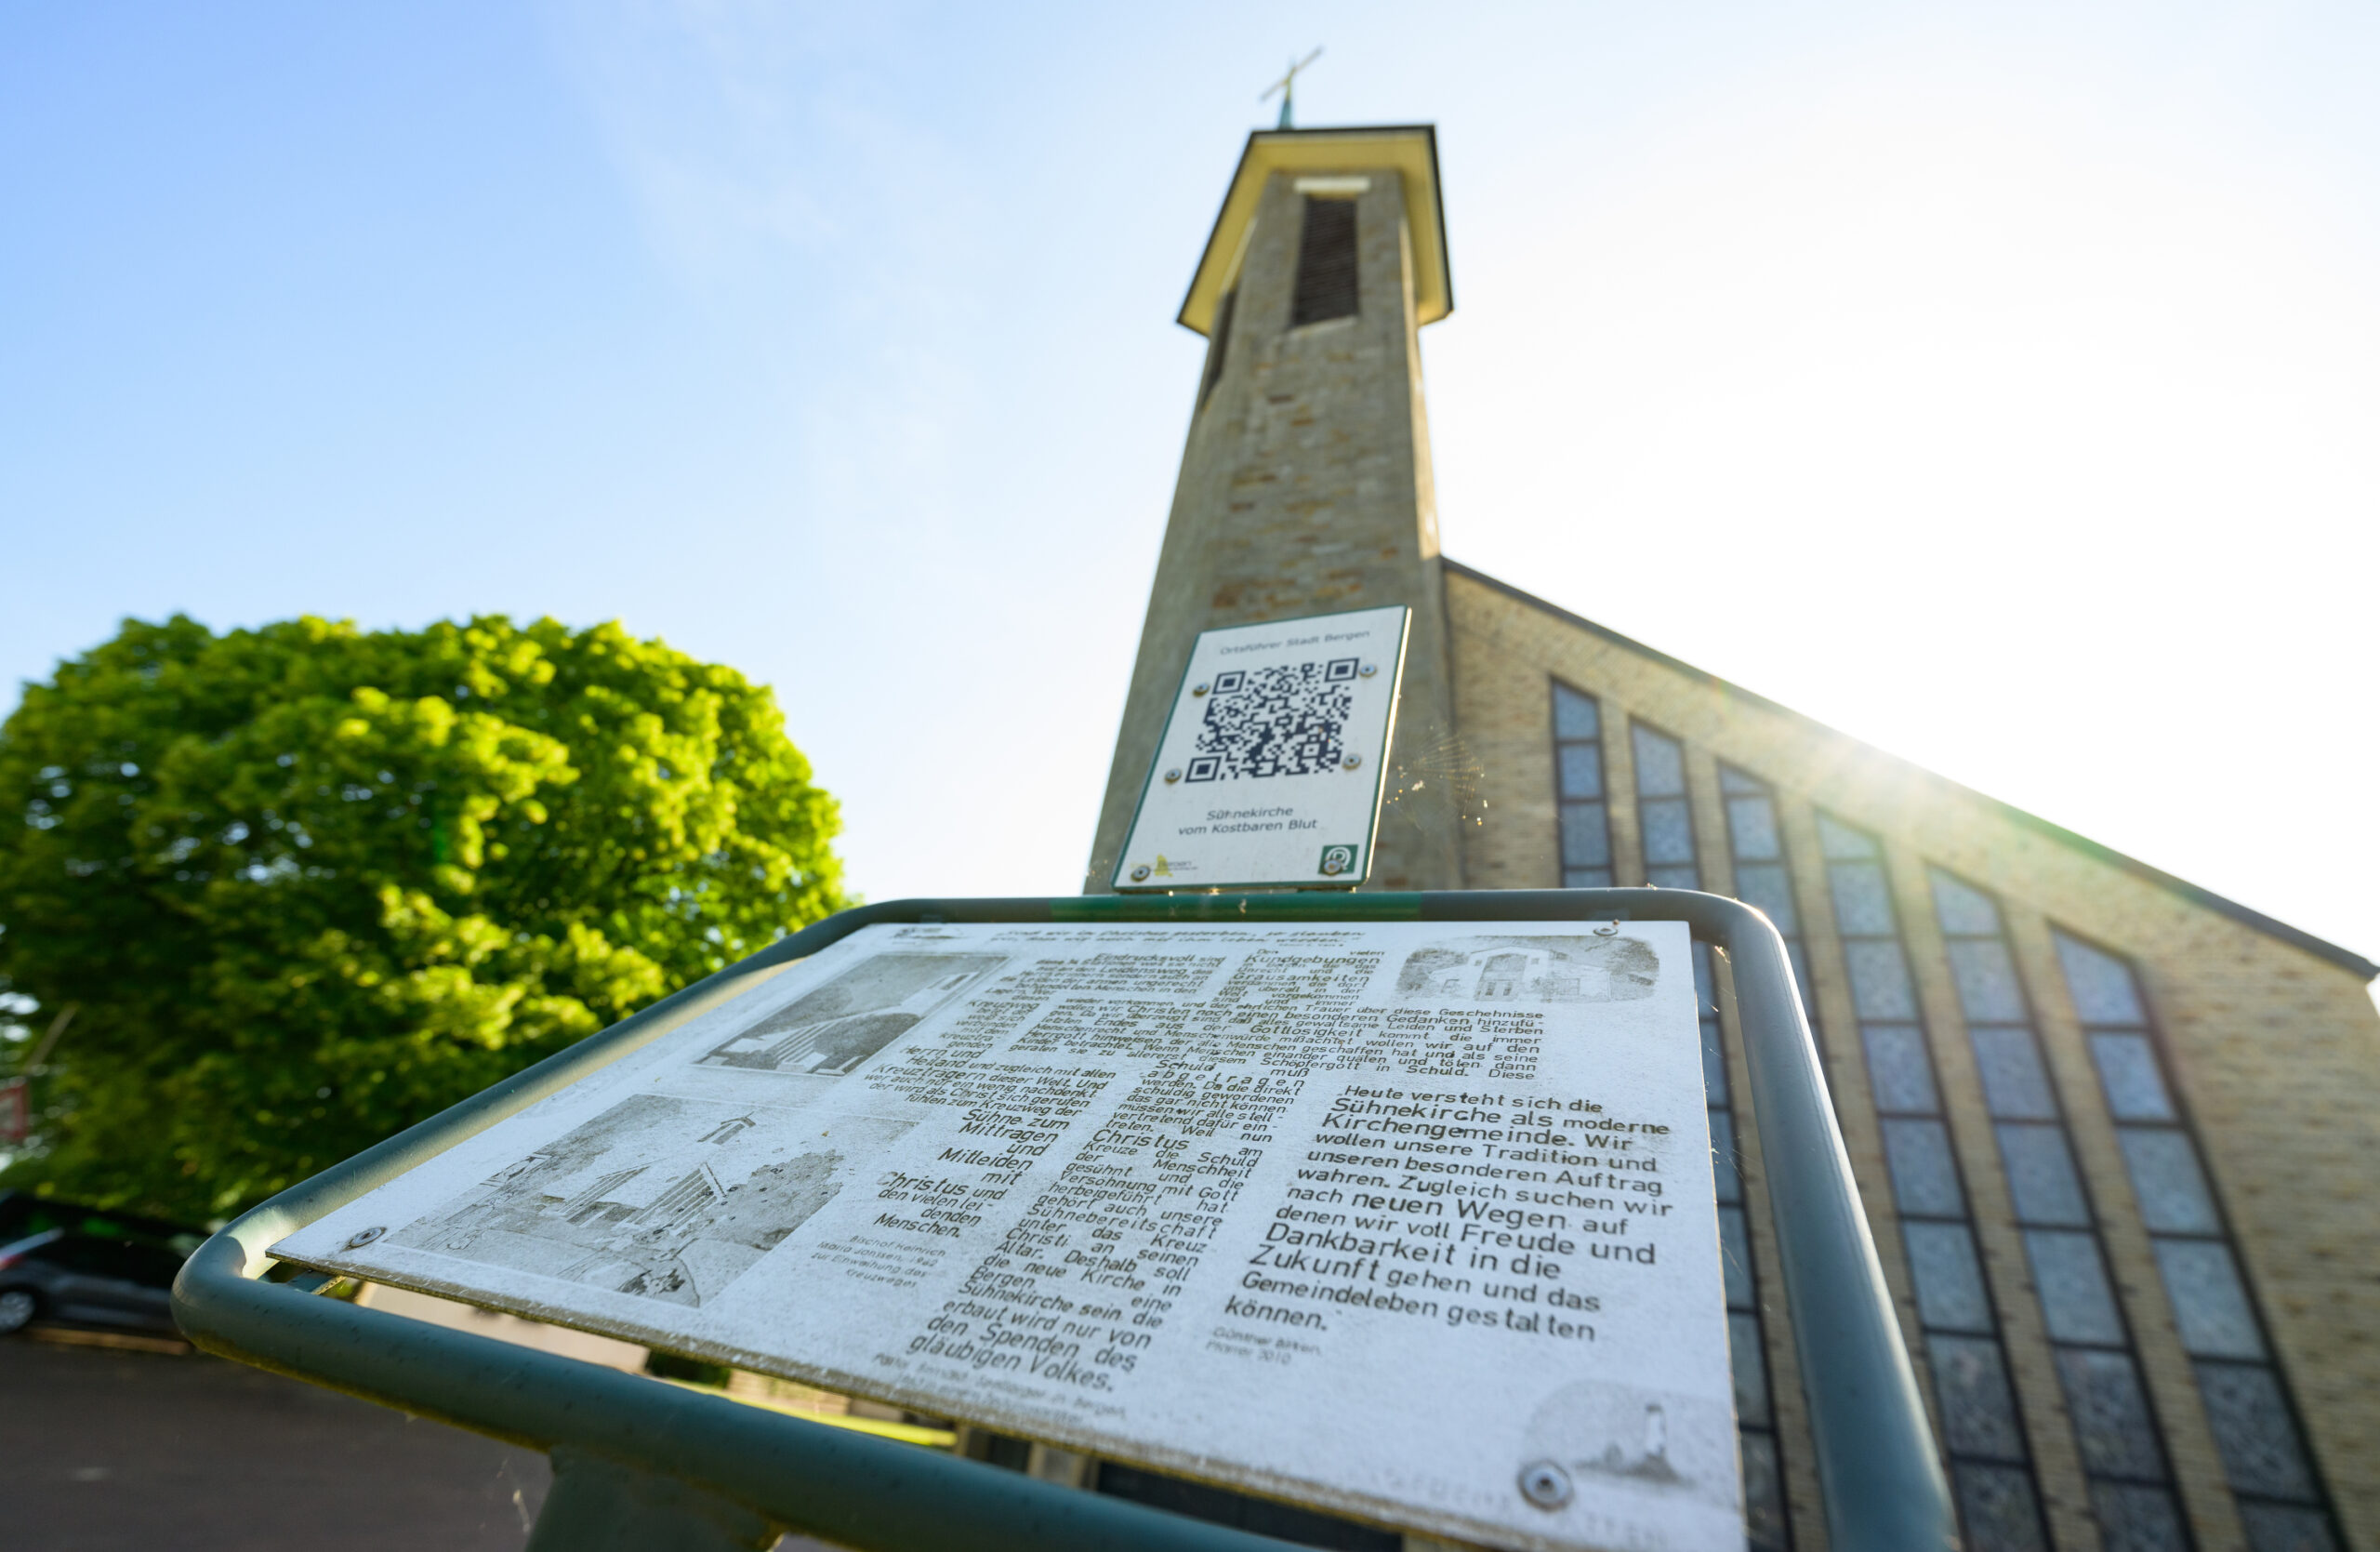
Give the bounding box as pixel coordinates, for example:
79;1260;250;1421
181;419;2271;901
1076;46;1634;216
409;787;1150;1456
1087;126;1463;893
1074;124;2380;1552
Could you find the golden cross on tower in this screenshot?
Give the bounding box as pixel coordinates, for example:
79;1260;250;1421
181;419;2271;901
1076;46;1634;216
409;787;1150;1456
1260;47;1323;129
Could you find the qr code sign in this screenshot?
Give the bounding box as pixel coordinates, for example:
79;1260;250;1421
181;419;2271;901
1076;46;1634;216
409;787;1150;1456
1186;658;1361;780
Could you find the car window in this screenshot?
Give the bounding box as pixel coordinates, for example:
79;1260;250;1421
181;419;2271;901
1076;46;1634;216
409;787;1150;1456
120;1243;187;1287
30;1236;112;1272
0;1230;63;1261
30;1236;184;1284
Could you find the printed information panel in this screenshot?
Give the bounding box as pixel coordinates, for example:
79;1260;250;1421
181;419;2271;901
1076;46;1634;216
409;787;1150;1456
276;921;1739;1552
1114;605;1408;891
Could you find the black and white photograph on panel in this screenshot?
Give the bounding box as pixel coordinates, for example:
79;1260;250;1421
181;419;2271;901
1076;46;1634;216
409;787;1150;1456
699;953;1008;1075
1395;935;1662;1003
390;1094;911;1307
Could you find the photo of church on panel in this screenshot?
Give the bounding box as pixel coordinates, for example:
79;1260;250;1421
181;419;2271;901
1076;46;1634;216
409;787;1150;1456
1069;125;2375;1552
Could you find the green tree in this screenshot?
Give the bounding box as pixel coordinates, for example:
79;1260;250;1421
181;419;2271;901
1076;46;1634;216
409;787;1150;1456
0;615;846;1220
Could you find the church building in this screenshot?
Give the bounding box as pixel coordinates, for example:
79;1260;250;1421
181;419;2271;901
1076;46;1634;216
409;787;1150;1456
1086;126;2377;1552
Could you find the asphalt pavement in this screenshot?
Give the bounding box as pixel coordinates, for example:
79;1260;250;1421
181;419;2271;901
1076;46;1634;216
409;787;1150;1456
2;1329;866;1550
1;1331;551;1551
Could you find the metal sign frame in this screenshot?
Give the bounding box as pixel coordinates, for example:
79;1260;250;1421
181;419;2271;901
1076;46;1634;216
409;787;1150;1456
173;889;1954;1552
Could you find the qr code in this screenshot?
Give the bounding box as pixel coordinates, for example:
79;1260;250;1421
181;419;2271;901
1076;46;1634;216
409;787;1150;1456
1185;658;1360;780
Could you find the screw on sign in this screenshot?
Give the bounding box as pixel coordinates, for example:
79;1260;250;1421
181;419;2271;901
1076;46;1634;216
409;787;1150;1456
1518;1460;1574;1509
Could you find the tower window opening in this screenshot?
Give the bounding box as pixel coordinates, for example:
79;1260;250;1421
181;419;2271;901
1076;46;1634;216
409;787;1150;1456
1199;287;1237;407
1289;195;1359;326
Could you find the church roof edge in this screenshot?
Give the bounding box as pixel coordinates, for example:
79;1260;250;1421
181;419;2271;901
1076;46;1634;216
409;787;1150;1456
1178;125;1452;337
1441;557;2380;982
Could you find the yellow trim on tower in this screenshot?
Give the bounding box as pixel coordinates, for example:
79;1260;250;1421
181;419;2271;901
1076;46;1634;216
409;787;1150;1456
1177;126;1451;336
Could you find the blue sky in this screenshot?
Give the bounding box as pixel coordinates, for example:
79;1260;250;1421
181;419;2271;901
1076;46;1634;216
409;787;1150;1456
6;3;2378;973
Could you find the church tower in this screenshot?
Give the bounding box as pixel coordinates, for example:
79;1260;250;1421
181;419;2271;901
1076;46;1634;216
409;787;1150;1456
1071;122;2380;1552
1086;126;1462;893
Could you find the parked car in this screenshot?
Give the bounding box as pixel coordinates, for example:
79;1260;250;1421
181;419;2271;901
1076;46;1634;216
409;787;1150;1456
0;1228;189;1337
0;1188;203;1248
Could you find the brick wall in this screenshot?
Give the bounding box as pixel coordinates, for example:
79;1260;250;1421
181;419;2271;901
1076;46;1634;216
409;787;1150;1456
1447;564;2380;1550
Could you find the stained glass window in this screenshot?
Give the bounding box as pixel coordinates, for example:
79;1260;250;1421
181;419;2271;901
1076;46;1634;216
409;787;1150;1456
1702;927;1792;1549
1930;874;2188;1546
1632;721;1699;890
1551;684;1611;888
1815;816;2051;1549
1618;715;1792;1550
2053;931;2342;1550
1723;767;1818;1037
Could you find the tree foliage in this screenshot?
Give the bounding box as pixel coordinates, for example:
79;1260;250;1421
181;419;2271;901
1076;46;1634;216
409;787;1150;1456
0;615;846;1219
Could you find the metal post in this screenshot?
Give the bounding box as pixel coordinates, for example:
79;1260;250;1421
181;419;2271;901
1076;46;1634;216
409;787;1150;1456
529;1447;778;1552
1697;897;1956;1550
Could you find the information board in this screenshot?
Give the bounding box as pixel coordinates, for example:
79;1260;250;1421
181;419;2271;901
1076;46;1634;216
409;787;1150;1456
1113;606;1408;892
276;921;1740;1552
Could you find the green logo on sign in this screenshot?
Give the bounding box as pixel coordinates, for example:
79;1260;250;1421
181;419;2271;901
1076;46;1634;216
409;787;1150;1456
1317;843;1359;878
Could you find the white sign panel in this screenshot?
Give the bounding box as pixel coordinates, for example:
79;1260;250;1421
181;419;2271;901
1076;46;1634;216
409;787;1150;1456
1114;605;1408;892
277;921;1740;1552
